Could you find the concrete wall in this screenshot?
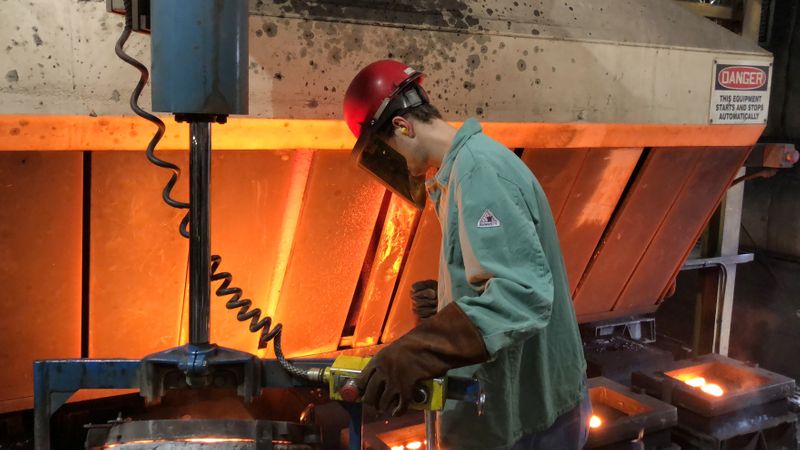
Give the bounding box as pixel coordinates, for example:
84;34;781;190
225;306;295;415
1;0;769;123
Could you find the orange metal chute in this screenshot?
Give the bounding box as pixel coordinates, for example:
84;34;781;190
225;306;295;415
523;148;642;294
0;116;766;151
350;195;419;348
0;152;83;413
270;151;386;357
0;115;764;410
381;205;442;343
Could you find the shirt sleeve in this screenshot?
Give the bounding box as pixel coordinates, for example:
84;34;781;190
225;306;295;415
453;163;555;356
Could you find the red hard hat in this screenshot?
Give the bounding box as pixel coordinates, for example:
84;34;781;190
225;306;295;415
343;60;430;210
343;60;426;138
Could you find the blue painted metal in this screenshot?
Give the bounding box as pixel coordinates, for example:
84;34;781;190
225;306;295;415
33;355;335;450
150;0;249;115
342;402;363;450
138;344;264;405
33;359;141;450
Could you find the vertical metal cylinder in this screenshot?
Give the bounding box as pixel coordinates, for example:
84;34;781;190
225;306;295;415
150;0;249;115
425;410;438;450
189;121;212;345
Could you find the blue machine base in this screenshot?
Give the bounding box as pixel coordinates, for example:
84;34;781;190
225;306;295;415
32;351;355;450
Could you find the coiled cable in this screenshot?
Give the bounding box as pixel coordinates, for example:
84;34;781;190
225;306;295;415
210;255;281;349
114;0;190;238
114;1;314;379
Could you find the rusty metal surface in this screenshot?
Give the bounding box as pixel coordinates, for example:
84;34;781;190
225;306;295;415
272;151;385;357
524;148;642;293
616;146;752;311
89;151;189;358
351;194;419;347
557;148;642;294
0;152;82;412
381;204;442;343
521;148;589;222
573;148;704;318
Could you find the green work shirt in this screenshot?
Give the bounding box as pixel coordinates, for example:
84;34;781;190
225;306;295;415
427;119;587;450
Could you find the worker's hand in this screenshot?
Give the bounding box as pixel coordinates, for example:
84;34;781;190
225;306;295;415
356;303;490;417
356;345;415;416
411;279;438;320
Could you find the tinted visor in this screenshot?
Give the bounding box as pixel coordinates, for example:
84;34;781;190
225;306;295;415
352;81;429;209
354;129;427;209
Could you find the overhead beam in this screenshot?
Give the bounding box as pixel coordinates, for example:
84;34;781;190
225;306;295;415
0;116;766;151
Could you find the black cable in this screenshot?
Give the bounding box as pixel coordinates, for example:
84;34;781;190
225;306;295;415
113;2;308;379
210;255;282;349
114;0;190;240
273;331;315;380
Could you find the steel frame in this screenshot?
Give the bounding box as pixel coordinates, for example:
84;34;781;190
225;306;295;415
33;357;337;450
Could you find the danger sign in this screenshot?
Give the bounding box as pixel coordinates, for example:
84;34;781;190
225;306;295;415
709;60;771;124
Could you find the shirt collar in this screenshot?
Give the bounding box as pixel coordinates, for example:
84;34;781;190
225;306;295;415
427;118;483;190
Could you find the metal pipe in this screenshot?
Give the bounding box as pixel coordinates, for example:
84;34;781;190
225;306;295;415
425;410;438;450
189;121;212;345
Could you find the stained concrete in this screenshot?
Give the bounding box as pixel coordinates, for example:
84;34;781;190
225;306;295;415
0;0;769;124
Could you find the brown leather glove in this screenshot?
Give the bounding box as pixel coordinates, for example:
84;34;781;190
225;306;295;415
411;279;438;320
356;302;489;416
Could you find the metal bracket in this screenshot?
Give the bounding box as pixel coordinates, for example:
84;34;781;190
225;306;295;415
33;355;335;450
745;143;799;169
681;253;755;270
588;316;657;344
33;359;141;450
106;0;151;33
137;343;262;406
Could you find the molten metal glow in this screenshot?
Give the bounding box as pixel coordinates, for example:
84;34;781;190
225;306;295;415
701;383;724;397
406;442;423;450
589;415;603;428
685;377;707;388
391;446;405;450
682;376;725;397
104;437;255;448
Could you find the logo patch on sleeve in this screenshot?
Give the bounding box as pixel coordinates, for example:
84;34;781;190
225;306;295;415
477;209;501;228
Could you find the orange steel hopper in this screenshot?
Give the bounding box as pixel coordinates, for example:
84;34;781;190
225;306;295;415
586;377;677;449
0;116;758;412
631;354;796;448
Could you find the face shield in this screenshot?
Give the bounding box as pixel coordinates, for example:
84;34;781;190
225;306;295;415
352;80;429;209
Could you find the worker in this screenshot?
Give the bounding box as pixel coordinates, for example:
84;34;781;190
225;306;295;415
343;60;589;450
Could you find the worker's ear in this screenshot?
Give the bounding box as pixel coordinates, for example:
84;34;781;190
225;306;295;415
392;116;414;138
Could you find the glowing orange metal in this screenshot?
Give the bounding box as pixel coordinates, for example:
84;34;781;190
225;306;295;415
405;441;423;450
352;194;418;347
589;415;603;428
701;383;724;397
104;437;255;448
676;375;725;397
185;438;254;443
258;150;313;358
0;115;765;151
684;377;707;388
